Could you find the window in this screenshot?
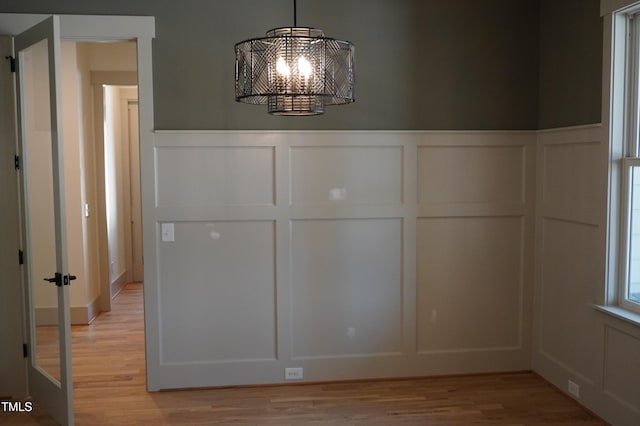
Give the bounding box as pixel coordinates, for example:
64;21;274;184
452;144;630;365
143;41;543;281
613;8;640;315
622;164;640;309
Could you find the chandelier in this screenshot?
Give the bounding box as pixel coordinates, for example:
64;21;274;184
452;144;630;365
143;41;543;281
234;0;355;116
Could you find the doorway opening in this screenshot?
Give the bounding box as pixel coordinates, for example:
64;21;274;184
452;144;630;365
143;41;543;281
102;84;143;300
59;40;142;316
58;38;145;381
0;14;155;425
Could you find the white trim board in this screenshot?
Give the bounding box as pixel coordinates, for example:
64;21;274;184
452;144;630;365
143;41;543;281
35;297;101;325
0;14;154;39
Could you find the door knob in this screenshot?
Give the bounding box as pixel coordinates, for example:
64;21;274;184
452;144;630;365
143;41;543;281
43;272;62;286
43;272;76;286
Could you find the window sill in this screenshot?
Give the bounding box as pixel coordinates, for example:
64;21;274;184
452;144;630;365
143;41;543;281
595;305;640;327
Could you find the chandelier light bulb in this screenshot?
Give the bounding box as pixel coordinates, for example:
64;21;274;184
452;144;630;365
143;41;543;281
276;57;291;77
297;56;312;78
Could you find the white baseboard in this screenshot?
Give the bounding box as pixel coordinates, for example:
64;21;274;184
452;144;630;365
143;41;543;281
110;270;128;299
85;296;100;324
35;296;101;325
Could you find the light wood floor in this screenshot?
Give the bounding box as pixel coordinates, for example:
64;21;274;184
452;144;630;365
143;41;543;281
1;283;608;425
33;325;61;383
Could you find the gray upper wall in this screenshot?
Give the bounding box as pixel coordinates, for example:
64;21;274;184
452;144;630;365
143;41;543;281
538;0;602;129
0;0;600;130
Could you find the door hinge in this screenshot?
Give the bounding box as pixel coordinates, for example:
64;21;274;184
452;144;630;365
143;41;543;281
5;56;15;73
22;343;28;358
14;155;20;170
18;250;23;265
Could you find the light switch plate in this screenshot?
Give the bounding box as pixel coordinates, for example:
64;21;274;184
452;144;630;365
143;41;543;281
161;223;175;242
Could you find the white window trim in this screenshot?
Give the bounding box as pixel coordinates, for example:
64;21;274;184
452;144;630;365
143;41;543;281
602;0;640;16
603;0;640;319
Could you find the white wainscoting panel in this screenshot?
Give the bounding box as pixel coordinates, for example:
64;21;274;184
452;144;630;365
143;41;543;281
290;146;403;206
542;141;600;224
290;218;403;358
534;126;603;396
155;146;275;207
146;130;535;389
538;217;599;381
542;141;600;209
157;220;276;364
534;124;640;425
603;326;640;412
416;216;524;353
417;145;525;205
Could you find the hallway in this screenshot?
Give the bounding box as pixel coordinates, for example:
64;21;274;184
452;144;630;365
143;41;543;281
72;283;146;422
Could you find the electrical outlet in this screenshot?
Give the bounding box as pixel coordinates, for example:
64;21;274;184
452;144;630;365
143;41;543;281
568;380;580;398
284;367;303;380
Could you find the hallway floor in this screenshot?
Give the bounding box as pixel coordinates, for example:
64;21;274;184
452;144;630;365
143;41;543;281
2;283;607;425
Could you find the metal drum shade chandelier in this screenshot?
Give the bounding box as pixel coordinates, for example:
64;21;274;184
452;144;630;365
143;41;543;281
234;0;355;116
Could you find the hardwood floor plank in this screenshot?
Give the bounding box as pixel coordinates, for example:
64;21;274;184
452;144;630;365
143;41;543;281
1;283;608;425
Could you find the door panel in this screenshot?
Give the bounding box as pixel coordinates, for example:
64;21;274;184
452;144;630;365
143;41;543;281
23;36;62;383
15;15;74;425
0;36;25;399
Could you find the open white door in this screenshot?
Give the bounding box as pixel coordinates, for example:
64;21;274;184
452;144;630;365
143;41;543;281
14;15;74;425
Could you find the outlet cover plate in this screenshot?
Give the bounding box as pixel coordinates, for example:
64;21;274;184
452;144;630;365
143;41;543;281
568;380;580;398
284;367;303;380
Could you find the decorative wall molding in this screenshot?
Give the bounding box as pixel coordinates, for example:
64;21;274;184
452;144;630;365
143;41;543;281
534;123;640;425
145;130;536;389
